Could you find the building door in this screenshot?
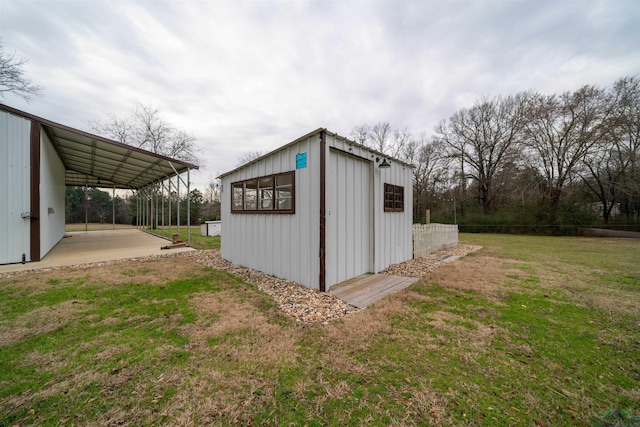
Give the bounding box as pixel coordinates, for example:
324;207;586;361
0;113;31;264
326;148;372;288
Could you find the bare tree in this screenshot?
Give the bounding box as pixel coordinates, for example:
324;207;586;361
0;40;43;101
91;101;200;165
370;122;392;153
203;175;222;220
236;150;265;167
88;113;133;144
350;124;371;146
436;93;529;214
611;76;640;221
523;86;612;220
350;122;413;158
581;76;640;223
404;134;450;222
391;127;413;160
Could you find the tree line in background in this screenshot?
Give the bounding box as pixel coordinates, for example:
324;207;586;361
352;76;640;234
71;75;639;235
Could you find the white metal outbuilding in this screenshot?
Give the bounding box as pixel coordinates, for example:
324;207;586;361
0;104;198;265
200;220;222;236
219;128;413;292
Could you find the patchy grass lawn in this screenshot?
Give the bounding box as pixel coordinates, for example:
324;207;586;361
1;234;638;426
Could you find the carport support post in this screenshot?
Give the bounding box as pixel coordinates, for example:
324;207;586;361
161;180;165;238
136;191;140;228
168;178;172;237
147;188;151;229
84;183;88;232
186;170;190;242
141;188;145;229
177;173;180;236
141;189;144;229
112;185;115;230
155;184;159;231
145;188;149;229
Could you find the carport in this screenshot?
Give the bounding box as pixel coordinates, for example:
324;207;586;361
0;229;194;274
0;104;199;265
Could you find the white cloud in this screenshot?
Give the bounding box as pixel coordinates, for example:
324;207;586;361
1;0;638;190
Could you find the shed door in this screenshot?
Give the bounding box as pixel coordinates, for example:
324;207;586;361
326;149;372;288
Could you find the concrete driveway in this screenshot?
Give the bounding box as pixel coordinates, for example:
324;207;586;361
0;229;194;274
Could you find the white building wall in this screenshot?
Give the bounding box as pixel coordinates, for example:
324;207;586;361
39;130;66;258
221;134;320;289
327;134;413;278
0;111;31;264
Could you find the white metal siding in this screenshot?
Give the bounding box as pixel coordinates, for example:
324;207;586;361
221;134;320;289
200;221;221;236
220;129;413;291
0;111;31;264
39;130;66;258
326;147;372;288
374;159;413;271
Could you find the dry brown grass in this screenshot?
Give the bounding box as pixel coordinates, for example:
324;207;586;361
183;290;301;366
421;255;524;299
0;300;86;347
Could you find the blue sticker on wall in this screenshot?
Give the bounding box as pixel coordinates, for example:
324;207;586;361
296;152;307;169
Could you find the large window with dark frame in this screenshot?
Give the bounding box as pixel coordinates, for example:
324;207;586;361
232;172;295;213
384;183;404;212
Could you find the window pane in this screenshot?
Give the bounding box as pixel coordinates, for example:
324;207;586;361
277;198;292;210
276;174;292;187
276;173;293;211
244;180;257;210
395;187;403;209
258;177;273;210
276;187;292;199
384;184;393;209
232;183;243;210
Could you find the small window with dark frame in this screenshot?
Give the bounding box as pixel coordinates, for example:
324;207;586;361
231;171;295;214
384;183;404;212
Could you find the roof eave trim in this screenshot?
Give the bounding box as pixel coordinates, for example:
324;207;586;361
0;103;200;171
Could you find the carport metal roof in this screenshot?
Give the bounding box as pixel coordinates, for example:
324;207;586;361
1;104;198;189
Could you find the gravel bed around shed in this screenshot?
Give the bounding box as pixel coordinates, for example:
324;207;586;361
192;250;359;324
382;244;483;278
192;245;482;324
1;245;482;324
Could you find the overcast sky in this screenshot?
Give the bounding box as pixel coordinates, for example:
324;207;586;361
1;0;638;190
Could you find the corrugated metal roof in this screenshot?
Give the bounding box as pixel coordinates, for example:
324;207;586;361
1;104;198;189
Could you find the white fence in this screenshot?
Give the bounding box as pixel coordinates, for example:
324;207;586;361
412;223;458;258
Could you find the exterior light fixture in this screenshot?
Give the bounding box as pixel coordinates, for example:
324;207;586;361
379;158;391;168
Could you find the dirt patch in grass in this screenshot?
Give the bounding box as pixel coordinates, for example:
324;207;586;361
184;290;301;366
420;254;524;299
94;256;204;286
